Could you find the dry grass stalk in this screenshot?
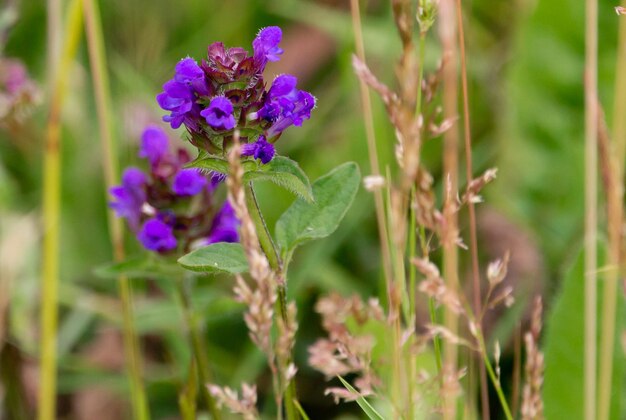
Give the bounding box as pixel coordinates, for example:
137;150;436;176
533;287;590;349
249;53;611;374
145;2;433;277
308;294;383;403
438;6;461;413
521;296;545;420
227;136;276;361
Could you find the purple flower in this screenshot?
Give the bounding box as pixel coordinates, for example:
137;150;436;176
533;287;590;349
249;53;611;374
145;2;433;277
253;26;283;69
258;74;315;136
109;167;147;230
157;80;195;129
172;168;208;196
138;218;178;252
174;57;209;96
241;136;275;164
200;96;236;130
139;125;169;165
205;201;240;244
157;58;209;130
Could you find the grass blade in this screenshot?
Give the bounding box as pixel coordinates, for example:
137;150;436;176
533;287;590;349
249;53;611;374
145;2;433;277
337;376;384;420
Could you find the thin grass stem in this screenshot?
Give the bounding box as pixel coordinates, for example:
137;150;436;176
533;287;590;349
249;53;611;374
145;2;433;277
39;1;83;419
596;5;626;419
349;0;394;287
82;0;149;417
439;1;460;418
583;0;598;418
454;0;489;417
596;104;622;420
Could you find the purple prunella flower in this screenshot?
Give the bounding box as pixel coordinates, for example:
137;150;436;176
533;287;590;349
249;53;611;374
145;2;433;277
253;26;283;70
172;168;208;196
139;125;170;165
157;58;209;130
157;80;196;129
109;167;147;230
138;218;178;252
241;136;275;164
200;96;236;130
205;201;240;244
258;74;315;137
174;57;210;96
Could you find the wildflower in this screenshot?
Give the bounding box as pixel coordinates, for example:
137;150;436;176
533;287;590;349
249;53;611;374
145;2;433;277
241;136;275;164
172;168;208;196
139;125;169;165
253;26;284;69
138;218;177;252
206;201;240;244
173;57;209;96
200;96;236;130
156;27;315;159
110;125;240;254
156;80;197;129
109;167;147;230
259;75;315;137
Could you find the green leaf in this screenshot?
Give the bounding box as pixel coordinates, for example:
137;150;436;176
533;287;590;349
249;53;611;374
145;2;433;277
187;153;256;174
94;256;182;280
543;243;624;420
275;162;360;257
293;399;311;420
178;242;248;274
188;154;312;201
243;156;313;201
337;376;384;420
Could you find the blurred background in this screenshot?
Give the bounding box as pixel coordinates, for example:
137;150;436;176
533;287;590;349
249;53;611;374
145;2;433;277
0;0;623;418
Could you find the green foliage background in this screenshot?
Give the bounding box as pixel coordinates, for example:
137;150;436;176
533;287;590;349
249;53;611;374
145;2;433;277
1;0;625;418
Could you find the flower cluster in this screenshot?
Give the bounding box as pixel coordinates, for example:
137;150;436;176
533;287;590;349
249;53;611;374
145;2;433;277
157;26;315;163
109;125;239;253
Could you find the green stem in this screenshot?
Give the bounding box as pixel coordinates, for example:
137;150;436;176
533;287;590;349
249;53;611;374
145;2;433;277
477;330;513;420
39;1;83;419
244;184;299;420
176;276;221;420
428;298;443;376
82;0;149;417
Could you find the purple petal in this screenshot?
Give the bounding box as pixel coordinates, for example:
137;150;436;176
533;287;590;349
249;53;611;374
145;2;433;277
138;218;177;252
172;168;208;196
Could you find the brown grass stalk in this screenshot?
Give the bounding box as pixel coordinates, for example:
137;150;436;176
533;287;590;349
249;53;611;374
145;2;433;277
439;1;460;418
596;103;623;420
349;0;394;287
454;0;490;417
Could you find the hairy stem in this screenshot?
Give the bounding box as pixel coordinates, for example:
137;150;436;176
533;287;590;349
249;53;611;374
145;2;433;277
176;275;221;419
244;184;299;420
82;0;150;417
39;1;83;418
